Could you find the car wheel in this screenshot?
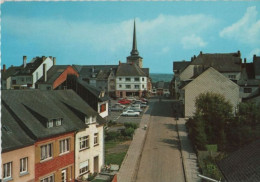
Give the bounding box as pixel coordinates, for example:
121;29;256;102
135;114;138;117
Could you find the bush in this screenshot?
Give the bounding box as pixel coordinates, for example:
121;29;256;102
105;131;120;141
124;122;139;129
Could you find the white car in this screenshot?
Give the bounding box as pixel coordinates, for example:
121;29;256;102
121;110;140;117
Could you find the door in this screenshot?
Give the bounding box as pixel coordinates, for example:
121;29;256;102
61;169;67;182
94;156;99;173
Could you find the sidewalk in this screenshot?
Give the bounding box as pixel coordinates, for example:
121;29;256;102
177;118;201;182
117;102;153;182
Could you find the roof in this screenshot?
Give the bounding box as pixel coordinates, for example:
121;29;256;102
253;56;260;76
116;63;147;77
1;103;35;152
173;61;190;72
1;89;105;141
191;52;241;72
77;79;110;102
182;67;239;90
1;66;22;80
14;57;46;76
36;65;70;84
72;65;118;80
142;68;150;77
217;139;260;182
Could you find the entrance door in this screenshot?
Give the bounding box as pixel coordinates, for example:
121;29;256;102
61;169;67;182
94;156;99;173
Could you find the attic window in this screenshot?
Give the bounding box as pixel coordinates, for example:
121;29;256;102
47;120;54;128
85;116;96;124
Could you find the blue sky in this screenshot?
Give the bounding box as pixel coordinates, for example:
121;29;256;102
1;1;260;73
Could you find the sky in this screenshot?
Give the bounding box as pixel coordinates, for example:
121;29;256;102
1;1;260;73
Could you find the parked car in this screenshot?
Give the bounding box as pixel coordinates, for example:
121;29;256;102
118;99;131;105
115;103;126;109
127;107;142;113
121;110;140;117
140;103;147;108
109;105;124;112
131;104;141;109
126;97;136;101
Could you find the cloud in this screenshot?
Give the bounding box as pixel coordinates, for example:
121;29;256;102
220;6;260;45
181;34;207;49
3;14;217;54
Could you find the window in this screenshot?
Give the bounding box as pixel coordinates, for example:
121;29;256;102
119;77;122;81
134;77;140;81
26;77;31;82
100;104;106;113
36;72;39;81
142;77;145;81
60;139;70;154
21;77;24;82
79;136;89;150
41;143;53;161
126;85;131;89
20;157;28;174
119;84;122;88
135;85;140;89
47;120;53;128
3;162;12;179
79;160;89;175
126;78;131;82
55;118;62;126
244;88;252;93
12;80;16;84
94;133;99;145
40;174;54;182
142;85;144;88
228;75;236;79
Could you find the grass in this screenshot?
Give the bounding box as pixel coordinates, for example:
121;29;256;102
105;140;120;151
105;152;127;166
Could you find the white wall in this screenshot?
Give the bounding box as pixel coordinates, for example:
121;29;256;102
98;101;109;118
75;124;104;179
183;68;240;117
116;76;147;91
32;57;53;88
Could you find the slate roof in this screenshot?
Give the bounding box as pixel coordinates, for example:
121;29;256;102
142;68;150;77
1;66;22;80
254;56;260;76
116;63;147;77
217;139;260;182
14;57;46;76
72;65;118;80
77;79;110;102
191;52;241;72
36;65;71;84
173;61;190;72
1;90;105;142
1;103;35;152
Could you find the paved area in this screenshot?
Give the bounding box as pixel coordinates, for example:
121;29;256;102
135;100;185;182
117;100;154;182
177;118;201;182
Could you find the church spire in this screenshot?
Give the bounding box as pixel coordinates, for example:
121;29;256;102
130;20;139;56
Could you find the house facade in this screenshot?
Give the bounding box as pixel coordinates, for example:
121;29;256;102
1;89;105;182
181;67;240;117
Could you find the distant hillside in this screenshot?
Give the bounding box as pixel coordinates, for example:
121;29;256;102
150;73;173;82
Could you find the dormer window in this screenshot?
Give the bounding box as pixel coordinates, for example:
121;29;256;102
47;118;63;128
47;120;54;128
85;116;96;124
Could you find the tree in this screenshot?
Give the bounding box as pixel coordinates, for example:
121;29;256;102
189;92;233;151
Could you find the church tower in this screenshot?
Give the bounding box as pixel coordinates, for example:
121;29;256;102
127;20;143;68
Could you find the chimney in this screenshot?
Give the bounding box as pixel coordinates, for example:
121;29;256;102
23;56;27;68
244;58;247;64
53;57;56;65
253;54;256;61
43;64;47;82
92;67;95;73
3;64;6;72
49;56;52;59
42;56;46;61
237;50;241;57
119;60;121;65
200;51;202;55
191;57;194;61
194;55;196;59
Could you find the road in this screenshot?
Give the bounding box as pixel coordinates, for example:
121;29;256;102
135;99;185;182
